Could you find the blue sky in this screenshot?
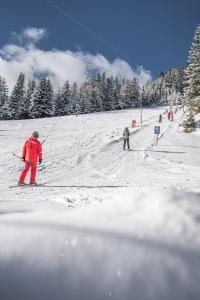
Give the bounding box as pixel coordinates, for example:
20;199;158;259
0;0;199;87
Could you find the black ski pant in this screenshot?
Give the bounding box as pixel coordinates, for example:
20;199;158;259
123;138;130;150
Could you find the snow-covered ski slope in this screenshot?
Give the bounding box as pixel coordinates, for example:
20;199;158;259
0;108;170;203
1;108;200;300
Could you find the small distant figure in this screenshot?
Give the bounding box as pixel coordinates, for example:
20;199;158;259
18;131;42;185
123;127;130;150
168;111;171;121
159;114;162;123
171;110;174;121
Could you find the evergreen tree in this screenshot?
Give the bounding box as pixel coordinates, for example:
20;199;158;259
30;78;54;118
0;77;9;120
101;76;115;111
142;68;185;107
54;88;62;116
90;87;101;112
79;82;91;113
107;77;116;110
23;79;36;119
121;79;140;108
182;111;197;132
9;73;25;119
1;101;12;120
79;85;87;113
101;73;109;111
113;77;122;110
55;81;71;116
89;74;102;112
70;82;80;113
185;24;200;113
141;86;151;107
0;77;8;107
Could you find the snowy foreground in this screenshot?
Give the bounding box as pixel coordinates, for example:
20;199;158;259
0;108;200;300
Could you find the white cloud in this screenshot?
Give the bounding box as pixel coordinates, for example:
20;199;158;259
23;27;47;42
0;27;152;90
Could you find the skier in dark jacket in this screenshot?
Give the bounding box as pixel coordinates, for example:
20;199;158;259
159;114;162;123
123;127;130;150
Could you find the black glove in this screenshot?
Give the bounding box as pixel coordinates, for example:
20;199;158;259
22;156;25;162
39;159;42;165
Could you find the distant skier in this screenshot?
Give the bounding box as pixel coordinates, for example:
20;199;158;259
18;131;42;185
168;111;171;121
171;110;174;121
159;114;162;123
123;127;130;150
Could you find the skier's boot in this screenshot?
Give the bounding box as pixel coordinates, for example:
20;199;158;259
18;181;26;186
30;182;38;186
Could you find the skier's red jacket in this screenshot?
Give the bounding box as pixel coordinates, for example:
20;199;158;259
22;135;42;166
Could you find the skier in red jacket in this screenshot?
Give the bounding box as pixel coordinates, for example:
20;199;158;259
168;111;171;121
18;131;42;185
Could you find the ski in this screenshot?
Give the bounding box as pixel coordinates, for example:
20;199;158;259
9;183;45;188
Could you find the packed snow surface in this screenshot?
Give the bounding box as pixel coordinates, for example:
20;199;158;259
0;108;200;300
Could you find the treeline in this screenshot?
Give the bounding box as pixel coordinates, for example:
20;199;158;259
0;69;185;121
0;73;184;120
0;73;140;120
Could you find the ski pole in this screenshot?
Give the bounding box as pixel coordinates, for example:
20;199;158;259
12;153;23;160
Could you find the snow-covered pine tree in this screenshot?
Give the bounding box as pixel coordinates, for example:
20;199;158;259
170;68;185;97
185;24;200;113
79;84;87;113
113;77;122;110
101;76;115;111
79;82;91;113
89;74;102;112
1;101;12;120
23;79;36;119
70;82;80;114
176;91;183;106
142;68;184;107
182;111;197;132
30;78;54;118
0;77;8;108
141;86;151;107
100;73;109;111
121;78;140;108
96;73;103;109
54;88;61;116
55;81;71;116
9;73;25;119
90;87;101;112
0;77;9;120
107;77;116;110
132;78;140;107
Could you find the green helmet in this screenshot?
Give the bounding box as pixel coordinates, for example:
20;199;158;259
32;131;39;138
